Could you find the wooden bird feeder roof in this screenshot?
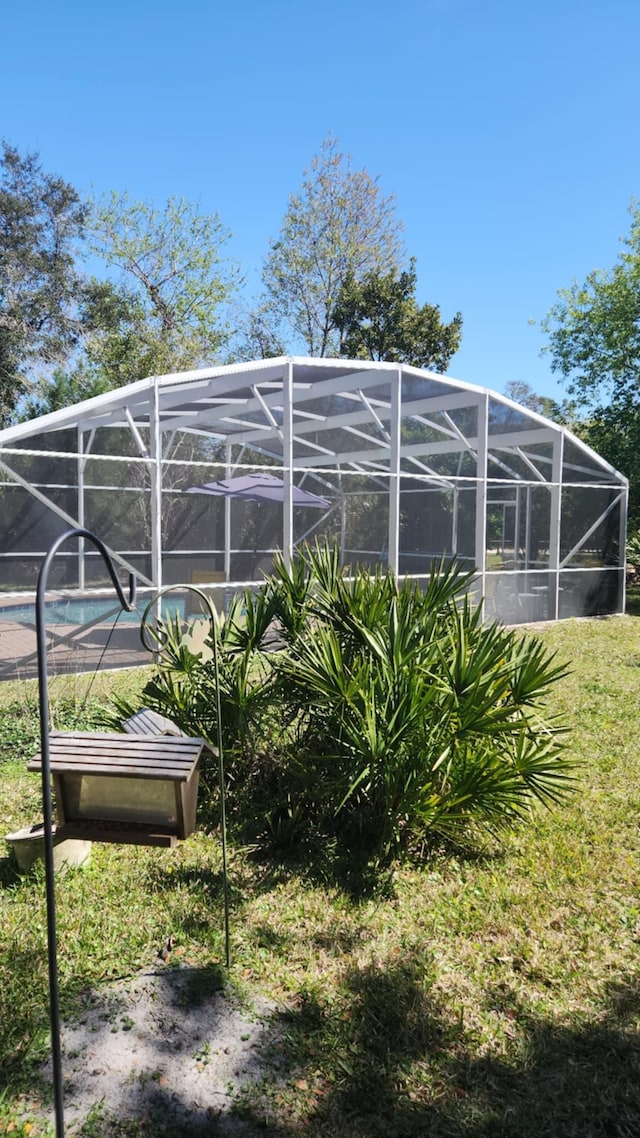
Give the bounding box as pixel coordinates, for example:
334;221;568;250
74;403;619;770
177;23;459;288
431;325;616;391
29;730;206;847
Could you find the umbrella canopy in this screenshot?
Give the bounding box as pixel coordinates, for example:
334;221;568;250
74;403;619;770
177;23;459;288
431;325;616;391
185;472;330;508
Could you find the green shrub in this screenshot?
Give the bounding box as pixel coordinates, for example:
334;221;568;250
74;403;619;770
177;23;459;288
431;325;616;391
267;546;572;856
112;546;573;860
106;587;279;761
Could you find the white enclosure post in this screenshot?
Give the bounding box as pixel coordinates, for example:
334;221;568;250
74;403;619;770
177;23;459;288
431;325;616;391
224;442;231;583
339;473;347;565
387;367;402;574
514;485;522;568
525;487;532;570
475;394;489;612
549;432;564;620
77;428;85;590
149;379;163;593
452;452;464;556
620;480;629;614
282;360;294;569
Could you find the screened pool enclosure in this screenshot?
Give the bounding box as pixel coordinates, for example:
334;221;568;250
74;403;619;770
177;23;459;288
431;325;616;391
0;357;627;680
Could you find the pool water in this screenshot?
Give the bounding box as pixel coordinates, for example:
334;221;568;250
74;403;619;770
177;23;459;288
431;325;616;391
0;596;187;627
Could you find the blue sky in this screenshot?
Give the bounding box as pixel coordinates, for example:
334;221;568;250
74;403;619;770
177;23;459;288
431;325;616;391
2;0;639;399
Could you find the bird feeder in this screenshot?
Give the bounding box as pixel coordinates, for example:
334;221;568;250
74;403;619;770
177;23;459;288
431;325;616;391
28;730;205;847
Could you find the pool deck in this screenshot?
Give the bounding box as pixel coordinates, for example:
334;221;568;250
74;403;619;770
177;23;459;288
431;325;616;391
0;614;150;682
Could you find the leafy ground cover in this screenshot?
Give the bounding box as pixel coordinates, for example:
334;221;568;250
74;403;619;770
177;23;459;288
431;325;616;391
0;613;639;1136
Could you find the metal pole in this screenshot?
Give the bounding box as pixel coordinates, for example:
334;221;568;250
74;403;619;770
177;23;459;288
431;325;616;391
139;584;231;965
619;477;629;615
36;529;136;1138
211;604;231;969
549;434;564;620
149;379;163;596
224;442;231;583
514;485;522;568
475;394;489;616
282;360;294;570
36;579;64;1138
387;367;402;575
77;428;85;591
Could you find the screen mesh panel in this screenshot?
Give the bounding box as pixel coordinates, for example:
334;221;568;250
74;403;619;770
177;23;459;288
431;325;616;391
561;487;623;567
0;360;627;679
558;569;624;618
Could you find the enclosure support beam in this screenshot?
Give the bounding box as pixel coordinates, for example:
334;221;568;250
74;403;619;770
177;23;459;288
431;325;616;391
549;433;564;620
620;481;628;614
149;379;163;593
525;487;532;570
283;359;294;569
77;428;85;591
451;452;464;555
387;368;402;574
224;442;231;583
514;485;522;568
336;467;347;565
475;393;489;613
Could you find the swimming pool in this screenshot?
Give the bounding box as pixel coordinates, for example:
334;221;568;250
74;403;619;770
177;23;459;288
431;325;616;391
0;596;187;627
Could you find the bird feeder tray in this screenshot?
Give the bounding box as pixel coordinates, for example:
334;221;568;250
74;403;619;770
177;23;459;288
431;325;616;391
28;730;206;847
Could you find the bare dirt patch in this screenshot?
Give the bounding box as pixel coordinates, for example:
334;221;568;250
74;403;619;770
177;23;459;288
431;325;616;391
39;962;279;1134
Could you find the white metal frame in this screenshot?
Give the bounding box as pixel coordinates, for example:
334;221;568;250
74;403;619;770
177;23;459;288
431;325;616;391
0;357;628;640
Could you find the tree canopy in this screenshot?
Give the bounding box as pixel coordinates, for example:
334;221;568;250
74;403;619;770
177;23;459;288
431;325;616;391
501;380;566;422
544;204;640;405
332;258;462;371
261;136;405;357
1;137;462;424
543;202;640;524
86;192;238;383
8;170;239;416
0;142;86;424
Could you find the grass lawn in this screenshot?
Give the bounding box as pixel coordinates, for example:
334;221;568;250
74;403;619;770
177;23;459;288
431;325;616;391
1;614;639;1136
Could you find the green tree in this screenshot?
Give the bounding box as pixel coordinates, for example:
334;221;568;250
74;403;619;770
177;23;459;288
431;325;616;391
262;136;405;356
543;202;640;521
0;142;86;424
19;365;110;419
502;380;575;423
1;146;241;421
85;191;240;386
543;204;640;404
21;279;145;417
332;258;462;371
230;299;286;362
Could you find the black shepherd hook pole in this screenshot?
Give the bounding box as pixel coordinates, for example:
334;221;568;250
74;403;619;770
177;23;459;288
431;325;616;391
139;585;231;969
36;528;136;1138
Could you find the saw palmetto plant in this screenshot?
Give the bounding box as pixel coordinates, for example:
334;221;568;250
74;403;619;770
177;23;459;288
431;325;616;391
113;544;572;860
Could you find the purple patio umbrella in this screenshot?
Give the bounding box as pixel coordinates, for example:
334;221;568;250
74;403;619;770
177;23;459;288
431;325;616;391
185;472;330;508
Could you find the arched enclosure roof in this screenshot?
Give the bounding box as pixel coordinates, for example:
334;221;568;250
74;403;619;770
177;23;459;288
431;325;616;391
0;358;628;679
0;354;624;479
0;355;620;463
